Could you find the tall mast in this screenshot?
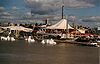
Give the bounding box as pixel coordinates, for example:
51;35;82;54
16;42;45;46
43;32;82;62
62;5;64;19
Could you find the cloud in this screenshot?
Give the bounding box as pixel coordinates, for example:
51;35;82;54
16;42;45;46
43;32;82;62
82;16;100;22
12;6;20;10
0;7;5;12
0;7;5;10
26;0;60;15
77;16;100;27
0;12;11;16
68;16;76;22
77;0;100;6
65;0;95;8
25;0;96;15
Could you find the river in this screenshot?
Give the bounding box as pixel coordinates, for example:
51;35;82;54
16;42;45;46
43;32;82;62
0;40;99;64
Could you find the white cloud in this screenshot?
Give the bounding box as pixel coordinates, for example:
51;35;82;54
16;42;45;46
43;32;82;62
26;0;95;8
63;0;95;8
0;7;5;11
26;12;31;15
0;12;11;16
82;16;100;22
12;6;19;10
25;0;95;14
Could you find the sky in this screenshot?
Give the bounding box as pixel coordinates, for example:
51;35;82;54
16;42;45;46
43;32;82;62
0;0;100;16
0;0;100;27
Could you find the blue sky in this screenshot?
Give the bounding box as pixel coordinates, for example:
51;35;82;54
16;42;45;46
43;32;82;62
64;6;100;16
0;0;100;16
0;0;25;9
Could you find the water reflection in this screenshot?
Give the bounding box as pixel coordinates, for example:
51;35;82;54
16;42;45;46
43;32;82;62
0;40;99;64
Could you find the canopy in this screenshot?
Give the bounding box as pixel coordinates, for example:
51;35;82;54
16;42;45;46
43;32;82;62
77;29;86;34
2;26;33;32
46;19;73;29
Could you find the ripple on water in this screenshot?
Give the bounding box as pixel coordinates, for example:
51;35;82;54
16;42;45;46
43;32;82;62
0;40;99;64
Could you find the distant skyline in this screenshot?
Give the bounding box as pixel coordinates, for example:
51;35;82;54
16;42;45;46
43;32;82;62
0;0;100;16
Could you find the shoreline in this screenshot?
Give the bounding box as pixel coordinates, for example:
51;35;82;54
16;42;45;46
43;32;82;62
0;38;99;47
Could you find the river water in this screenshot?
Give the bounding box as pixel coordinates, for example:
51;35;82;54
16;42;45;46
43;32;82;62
0;40;99;64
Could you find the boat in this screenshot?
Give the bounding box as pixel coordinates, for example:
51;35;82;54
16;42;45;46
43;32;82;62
74;37;99;47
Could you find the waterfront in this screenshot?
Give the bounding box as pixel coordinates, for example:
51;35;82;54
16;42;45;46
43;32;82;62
0;40;99;64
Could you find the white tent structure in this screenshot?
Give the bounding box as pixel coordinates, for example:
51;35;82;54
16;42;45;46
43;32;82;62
46;19;73;29
2;26;33;32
